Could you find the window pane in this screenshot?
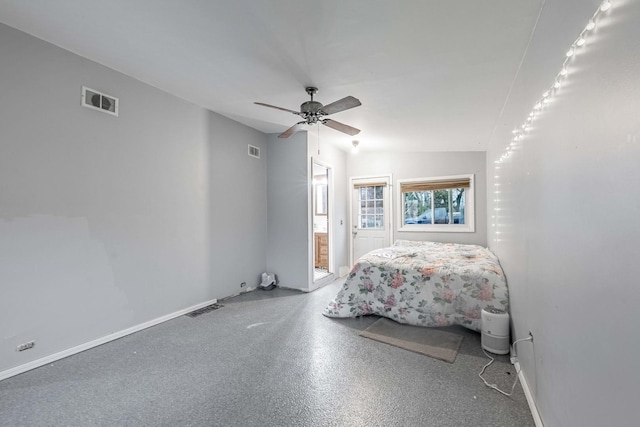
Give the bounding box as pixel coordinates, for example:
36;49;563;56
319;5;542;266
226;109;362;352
375;186;383;199
358;185;385;230
452;188;465;224
367;187;374;199
403;190;431;224
434;190;448;209
367;216;375;228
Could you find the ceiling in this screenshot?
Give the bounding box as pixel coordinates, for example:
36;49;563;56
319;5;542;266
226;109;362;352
0;0;600;152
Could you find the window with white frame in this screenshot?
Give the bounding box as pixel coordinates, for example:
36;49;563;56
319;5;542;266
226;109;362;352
356;184;385;229
398;174;474;232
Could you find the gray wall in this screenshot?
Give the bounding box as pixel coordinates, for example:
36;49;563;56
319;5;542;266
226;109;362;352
347;151;487;247
265;132;350;291
0;23;267;374
486;1;640;425
266;133;310;290
209;112;267;296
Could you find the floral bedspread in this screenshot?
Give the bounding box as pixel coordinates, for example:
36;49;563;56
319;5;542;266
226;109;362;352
323;240;508;332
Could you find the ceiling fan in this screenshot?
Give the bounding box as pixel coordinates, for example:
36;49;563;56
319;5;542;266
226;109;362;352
255;87;361;138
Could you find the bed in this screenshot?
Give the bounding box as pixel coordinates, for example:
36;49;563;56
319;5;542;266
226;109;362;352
323;240;508;332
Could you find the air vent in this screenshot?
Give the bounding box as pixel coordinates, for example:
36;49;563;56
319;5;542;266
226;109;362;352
248;144;260;159
82;86;118;116
185;303;224;318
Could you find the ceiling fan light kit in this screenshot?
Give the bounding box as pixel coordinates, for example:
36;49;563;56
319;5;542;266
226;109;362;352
255;87;361;138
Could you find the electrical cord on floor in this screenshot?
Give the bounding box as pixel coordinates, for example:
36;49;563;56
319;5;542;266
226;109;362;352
479;336;533;396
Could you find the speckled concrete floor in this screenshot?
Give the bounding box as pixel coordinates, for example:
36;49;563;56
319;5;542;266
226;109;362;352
0;280;534;426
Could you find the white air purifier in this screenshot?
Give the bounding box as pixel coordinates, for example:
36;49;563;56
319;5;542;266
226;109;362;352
481;308;510;355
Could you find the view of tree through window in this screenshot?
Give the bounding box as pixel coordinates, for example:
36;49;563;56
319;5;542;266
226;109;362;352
403;188;465;225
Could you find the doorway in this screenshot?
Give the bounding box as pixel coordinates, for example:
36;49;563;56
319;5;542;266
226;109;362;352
312;162;331;282
350;175;392;265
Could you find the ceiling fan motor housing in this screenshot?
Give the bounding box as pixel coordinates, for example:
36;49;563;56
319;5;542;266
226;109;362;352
300;100;324;123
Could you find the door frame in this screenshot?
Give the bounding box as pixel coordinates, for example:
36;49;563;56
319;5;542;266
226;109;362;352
309;158;335;290
349;174;393;266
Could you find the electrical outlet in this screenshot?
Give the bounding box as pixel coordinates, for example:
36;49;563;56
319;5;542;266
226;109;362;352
240;282;246;288
17;341;35;352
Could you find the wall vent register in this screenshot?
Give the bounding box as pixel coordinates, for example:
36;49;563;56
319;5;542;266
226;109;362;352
248;144;260;159
82;86;118;116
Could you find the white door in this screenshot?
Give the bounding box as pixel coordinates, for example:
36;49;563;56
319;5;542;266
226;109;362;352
351;176;392;264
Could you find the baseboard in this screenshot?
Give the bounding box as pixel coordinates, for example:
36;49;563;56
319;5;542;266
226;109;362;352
309;273;336;291
0;298;217;382
338;266;350;277
221;286;256;300
514;361;544;427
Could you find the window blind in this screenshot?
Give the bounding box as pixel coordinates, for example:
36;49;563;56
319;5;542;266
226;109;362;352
400;177;470;193
353;182;388;189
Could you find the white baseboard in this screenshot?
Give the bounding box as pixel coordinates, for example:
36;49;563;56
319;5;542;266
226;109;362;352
223;286;256;300
309;273;337;292
515;361;544;427
0;298;217;382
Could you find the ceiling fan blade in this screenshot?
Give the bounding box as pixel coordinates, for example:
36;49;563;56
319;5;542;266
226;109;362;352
319;96;361;115
254;102;301;115
278;122;306;138
322;119;360;136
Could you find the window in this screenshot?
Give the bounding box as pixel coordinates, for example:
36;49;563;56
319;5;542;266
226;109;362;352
357;184;385;229
398;174;474;232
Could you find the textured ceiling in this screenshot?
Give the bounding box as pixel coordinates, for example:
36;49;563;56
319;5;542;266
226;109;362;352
0;0;602;152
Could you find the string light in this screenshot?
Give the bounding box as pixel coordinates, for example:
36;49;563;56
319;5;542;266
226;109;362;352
494;0;613;166
491;0;614;248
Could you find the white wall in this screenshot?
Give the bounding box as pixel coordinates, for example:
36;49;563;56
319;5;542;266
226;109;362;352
347;151;487;247
0;23;267;375
266;133;310;290
487;1;640;425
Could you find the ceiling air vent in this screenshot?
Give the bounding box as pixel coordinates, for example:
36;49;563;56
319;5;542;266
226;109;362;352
248;144;260;159
82;86;118;116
